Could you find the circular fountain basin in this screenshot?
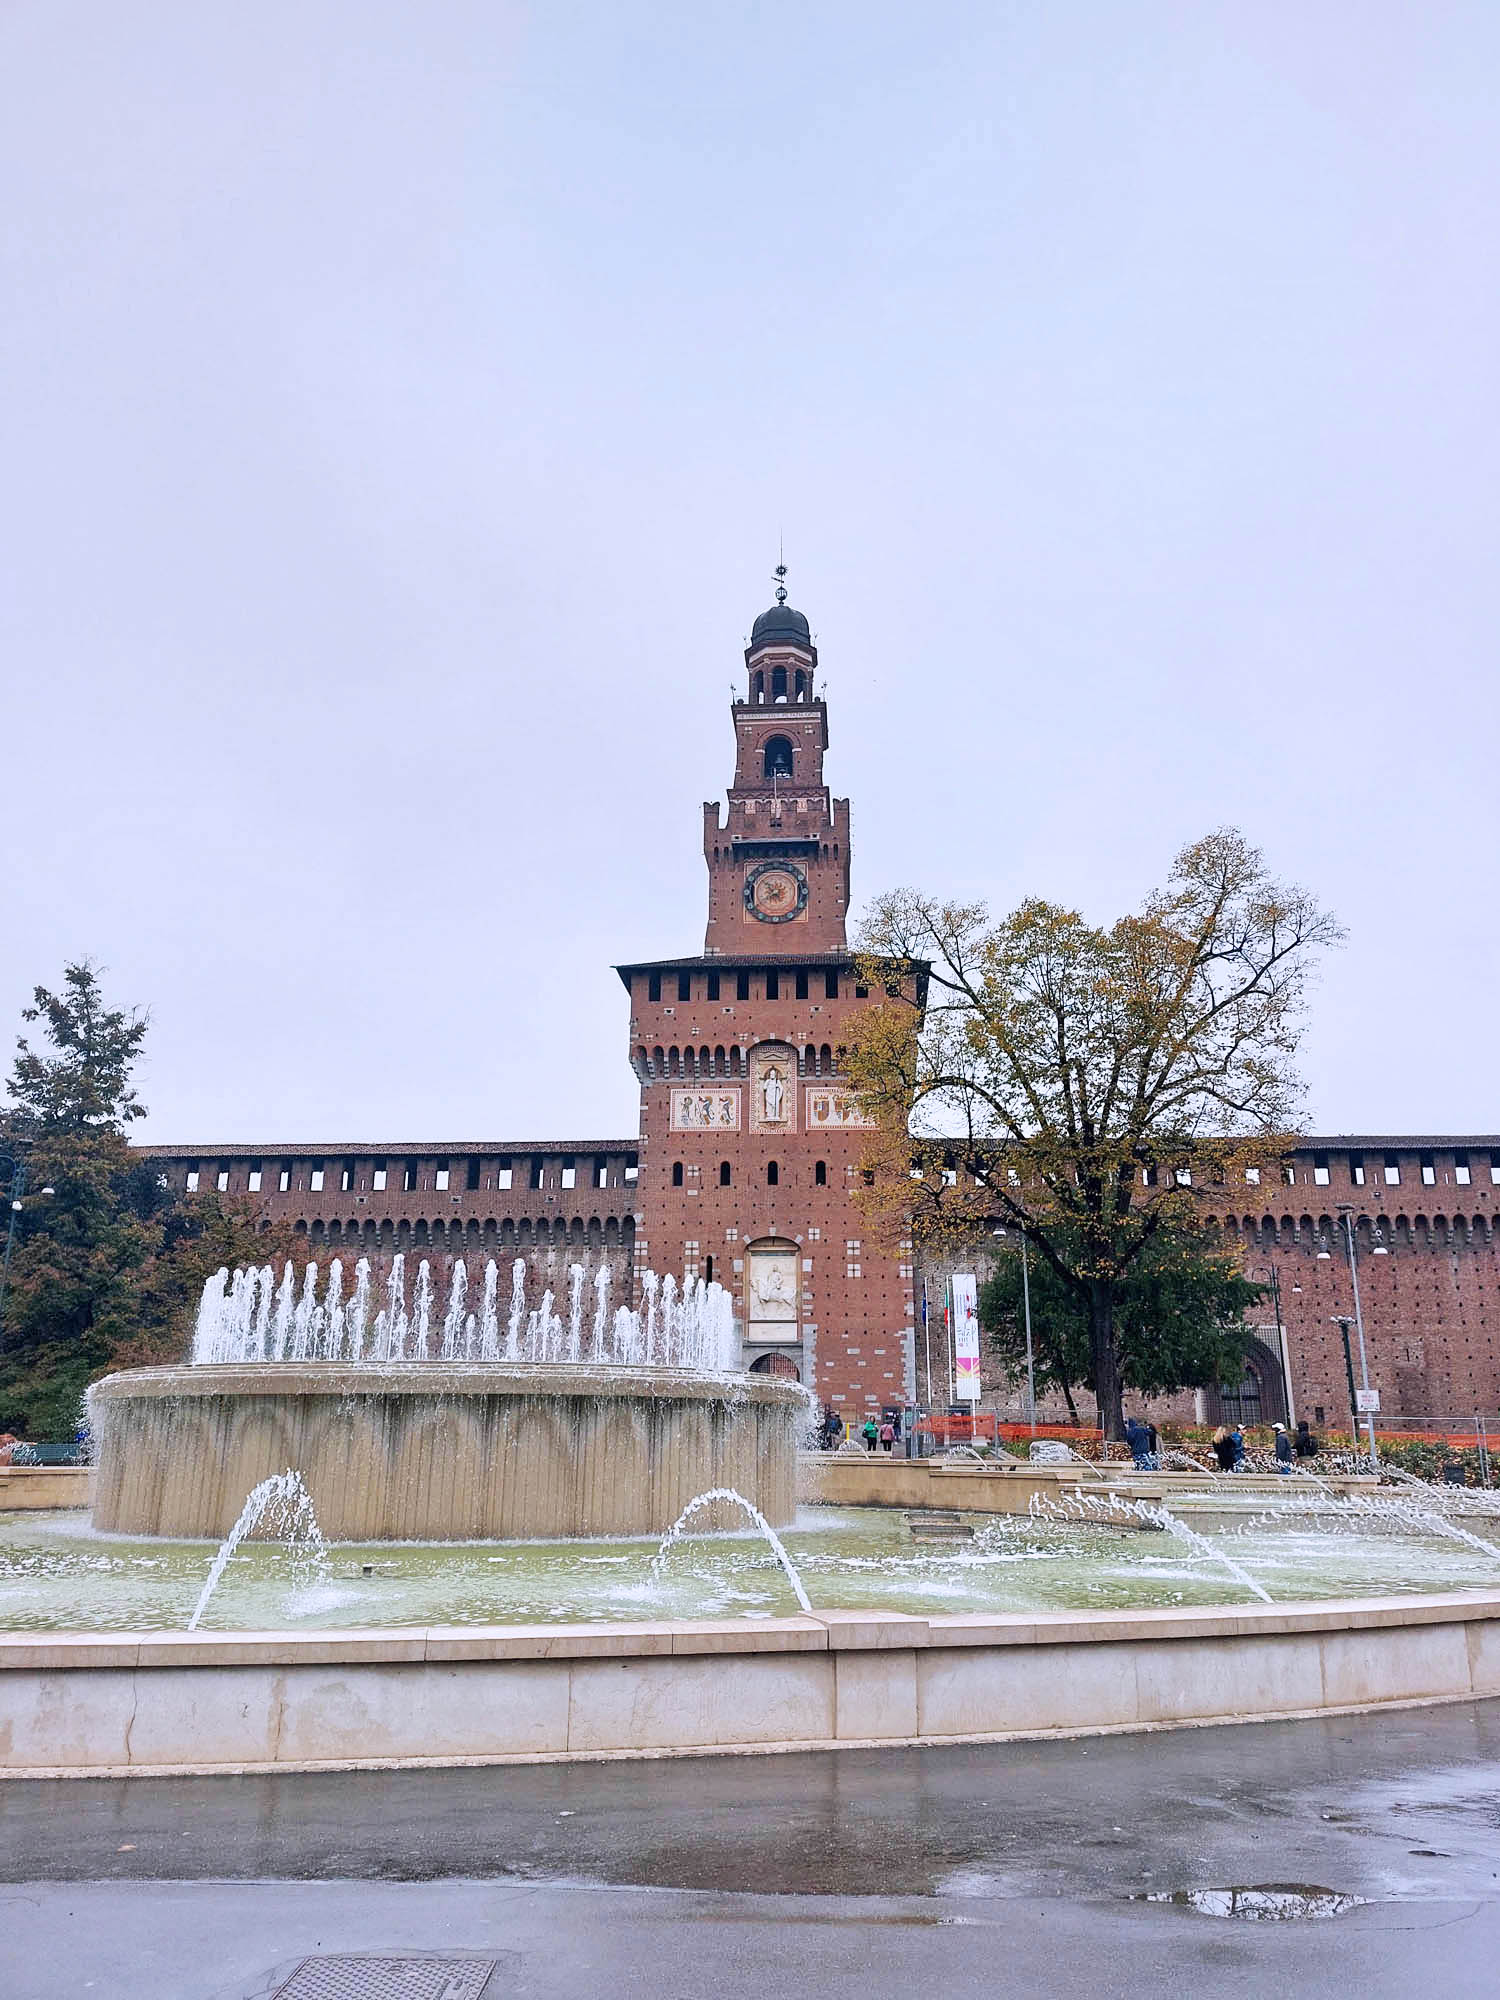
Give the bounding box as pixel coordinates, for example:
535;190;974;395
88;1363;806;1541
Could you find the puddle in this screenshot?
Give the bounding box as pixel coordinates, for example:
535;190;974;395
1135;1884;1370;1921
1393;1792;1500;1830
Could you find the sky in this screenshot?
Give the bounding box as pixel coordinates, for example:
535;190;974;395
3;2;1497;1145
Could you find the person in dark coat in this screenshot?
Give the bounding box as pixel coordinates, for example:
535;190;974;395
1273;1422;1293;1473
1124;1417;1154;1470
1212;1426;1237;1473
1230;1424;1246;1470
1295;1420;1318;1458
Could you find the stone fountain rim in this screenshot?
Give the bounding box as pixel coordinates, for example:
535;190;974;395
87;1363;811;1405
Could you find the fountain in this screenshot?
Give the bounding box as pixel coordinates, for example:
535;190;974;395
88;1256;806;1541
187;1470;327;1631
650;1487;814;1611
1132;1499;1274;1603
1025;1488;1274;1602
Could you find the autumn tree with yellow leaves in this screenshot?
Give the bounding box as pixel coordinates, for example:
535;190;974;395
843;830;1341;1439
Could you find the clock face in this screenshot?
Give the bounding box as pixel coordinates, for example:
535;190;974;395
744;861;808;923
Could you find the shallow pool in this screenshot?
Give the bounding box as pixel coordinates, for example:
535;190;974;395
3;1502;1498;1632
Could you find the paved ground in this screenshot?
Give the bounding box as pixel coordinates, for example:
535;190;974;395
4;1702;1500;1997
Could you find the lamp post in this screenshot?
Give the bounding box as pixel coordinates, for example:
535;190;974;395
0;1153;56;1342
1020;1227;1036;1437
1335;1203;1377;1464
1332;1317;1360;1460
1261;1262;1296;1431
994;1224;1038;1437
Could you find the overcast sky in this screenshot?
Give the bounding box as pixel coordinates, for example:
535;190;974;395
4;2;1496;1145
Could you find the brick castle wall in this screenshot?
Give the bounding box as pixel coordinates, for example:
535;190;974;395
133;595;1500;1432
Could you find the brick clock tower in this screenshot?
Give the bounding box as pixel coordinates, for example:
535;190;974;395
619;575;917;1420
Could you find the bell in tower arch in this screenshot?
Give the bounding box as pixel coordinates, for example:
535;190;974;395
764;734;794;781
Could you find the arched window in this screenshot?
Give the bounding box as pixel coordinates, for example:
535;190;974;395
1218;1363;1264;1427
767;1160;779;1186
772;665;788;701
751;669;764;702
763;735;794;780
794;668;807;699
719;1161;732;1186
671;1162;684;1187
814;1160;827;1186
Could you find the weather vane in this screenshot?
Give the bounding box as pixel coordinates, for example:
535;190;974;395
774;535;787;607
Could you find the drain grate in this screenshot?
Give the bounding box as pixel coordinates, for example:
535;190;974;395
271;1957;496;2000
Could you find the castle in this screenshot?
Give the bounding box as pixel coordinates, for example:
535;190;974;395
141;586;1500;1436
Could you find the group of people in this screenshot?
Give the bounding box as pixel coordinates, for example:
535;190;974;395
822;1404;1327;1468
819;1409;901;1453
1212;1417;1320;1473
1123;1416;1322;1473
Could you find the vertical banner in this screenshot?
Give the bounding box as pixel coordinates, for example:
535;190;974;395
952;1273;981;1402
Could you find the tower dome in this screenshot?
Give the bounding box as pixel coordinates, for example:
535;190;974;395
749;600;812;651
746;564;815;660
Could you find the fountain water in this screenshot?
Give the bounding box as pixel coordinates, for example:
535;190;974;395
92;1255;804;1542
1161;1449;1216;1474
1027;1489;1274;1603
187;1471;327;1631
1135;1499;1274;1603
1353;1492;1500;1567
650;1487;814;1612
191;1256;739;1373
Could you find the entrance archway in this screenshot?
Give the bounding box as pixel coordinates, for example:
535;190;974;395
749;1353;801;1382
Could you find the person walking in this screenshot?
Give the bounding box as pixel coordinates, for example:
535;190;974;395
862;1417;879;1453
879;1420;895;1454
1212;1426;1236;1473
1230;1423;1246;1471
1124;1416;1153;1471
1295;1420;1318;1458
1273;1422;1293;1474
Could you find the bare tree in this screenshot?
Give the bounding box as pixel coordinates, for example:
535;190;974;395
845;829;1342;1438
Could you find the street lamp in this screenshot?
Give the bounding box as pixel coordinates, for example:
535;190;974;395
1335;1201;1377;1464
1258;1262;1296;1430
993;1224;1037;1436
0;1153;56;1340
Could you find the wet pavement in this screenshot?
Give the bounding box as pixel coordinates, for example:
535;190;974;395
4;1701;1500;1996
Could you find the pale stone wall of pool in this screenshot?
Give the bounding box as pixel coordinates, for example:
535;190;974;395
88;1364;805;1540
802;1457;1380;1513
0;1468;90;1511
4;1594;1499;1778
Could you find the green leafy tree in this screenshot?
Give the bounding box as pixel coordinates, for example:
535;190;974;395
7;962;148;1136
979;1223;1262;1423
845;829;1340;1438
0;963;290;1435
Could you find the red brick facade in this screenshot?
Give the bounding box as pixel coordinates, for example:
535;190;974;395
619;594;915;1414
137;591;1500;1432
919;1142;1500;1433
